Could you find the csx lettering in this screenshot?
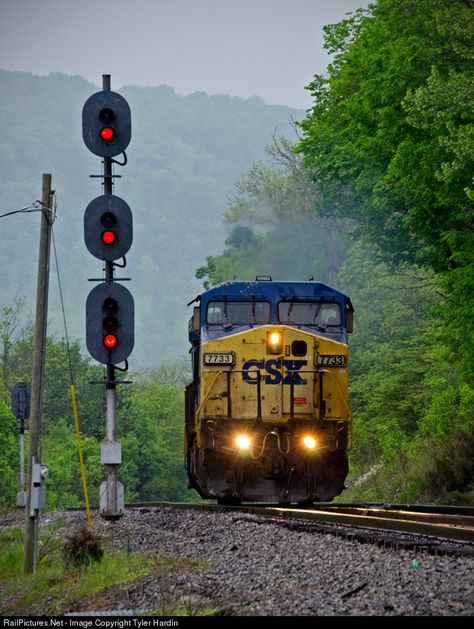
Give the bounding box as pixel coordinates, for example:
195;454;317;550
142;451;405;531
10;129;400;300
242;359;307;385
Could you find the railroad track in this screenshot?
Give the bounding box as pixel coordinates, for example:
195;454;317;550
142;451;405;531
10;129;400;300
123;501;474;557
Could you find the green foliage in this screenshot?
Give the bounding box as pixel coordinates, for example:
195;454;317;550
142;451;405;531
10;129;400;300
42;418;102;509
424;429;474;504
337;242;438;464
0;524;166;616
121;381;190;502
42;339;105;440
299;0;474;261
0;392;21;507
0;299;193;509
297;0;474;380
0;525;24;576
196;136;351;288
416;383;474;446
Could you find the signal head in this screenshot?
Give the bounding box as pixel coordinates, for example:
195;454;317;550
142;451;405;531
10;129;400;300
84;195;133;261
86;283;134;365
82;90;131;157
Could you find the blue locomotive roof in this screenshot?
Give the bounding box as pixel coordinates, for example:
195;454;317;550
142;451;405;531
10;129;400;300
201;280;348;305
191;279;352;344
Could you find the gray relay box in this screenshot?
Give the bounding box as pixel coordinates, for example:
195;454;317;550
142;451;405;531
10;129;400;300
101;441;122;465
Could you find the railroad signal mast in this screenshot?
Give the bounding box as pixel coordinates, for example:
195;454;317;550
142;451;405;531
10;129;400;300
11;381;32;508
82;74;134;519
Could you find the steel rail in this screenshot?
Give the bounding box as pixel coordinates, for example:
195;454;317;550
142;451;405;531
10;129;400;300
265;506;474;544
123;500;474;544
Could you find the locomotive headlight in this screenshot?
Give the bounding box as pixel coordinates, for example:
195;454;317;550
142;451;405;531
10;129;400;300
235;434;252;450
266;330;282;354
269;332;280;345
303;435;317;450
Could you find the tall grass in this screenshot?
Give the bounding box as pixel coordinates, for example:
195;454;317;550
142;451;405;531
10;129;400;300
0;522;213;616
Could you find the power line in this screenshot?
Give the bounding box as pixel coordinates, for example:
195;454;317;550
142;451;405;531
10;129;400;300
51;199;74;385
0;203;42;219
51;196;92;528
0;200;57;222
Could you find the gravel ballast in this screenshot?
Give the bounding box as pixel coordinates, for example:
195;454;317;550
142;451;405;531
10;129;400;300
51;506;474;616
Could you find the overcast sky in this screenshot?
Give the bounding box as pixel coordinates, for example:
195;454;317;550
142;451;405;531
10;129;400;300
0;0;368;110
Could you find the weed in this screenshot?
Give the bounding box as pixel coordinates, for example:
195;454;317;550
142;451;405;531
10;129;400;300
425;431;474;503
0;527;24;576
61;524;104;569
150;600;220;617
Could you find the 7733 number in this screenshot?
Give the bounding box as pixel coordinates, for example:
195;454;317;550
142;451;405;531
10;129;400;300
316;354;346;366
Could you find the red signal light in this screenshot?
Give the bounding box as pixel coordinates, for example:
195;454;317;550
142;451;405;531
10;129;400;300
100;127;115;141
101;230;116;245
103;334;118;349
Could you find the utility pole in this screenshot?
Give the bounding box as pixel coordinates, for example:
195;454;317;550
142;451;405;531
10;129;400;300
24;174;53;573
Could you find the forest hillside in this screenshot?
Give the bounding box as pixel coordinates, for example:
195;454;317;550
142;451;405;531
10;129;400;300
0;69;302;366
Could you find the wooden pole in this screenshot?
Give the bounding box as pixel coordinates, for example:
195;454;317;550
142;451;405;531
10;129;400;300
24;173;52;573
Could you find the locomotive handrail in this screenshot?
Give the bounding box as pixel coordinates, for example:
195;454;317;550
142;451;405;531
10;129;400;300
316;368;353;425
197;367;352;437
315;368;354;448
195;368;263;425
225;369;262;418
195;369;226;427
196;367;263;425
286;369;353;424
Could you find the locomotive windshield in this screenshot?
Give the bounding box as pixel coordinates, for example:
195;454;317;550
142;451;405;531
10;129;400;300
278;301;342;327
207;300;271;325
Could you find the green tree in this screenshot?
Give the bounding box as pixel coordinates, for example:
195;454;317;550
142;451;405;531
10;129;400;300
196;137;351;288
297;0;474;378
0;389;19;507
0;297;31;387
121;380;191;502
42;417;102;508
42;338;105;440
299;0;474;265
337;242;439;465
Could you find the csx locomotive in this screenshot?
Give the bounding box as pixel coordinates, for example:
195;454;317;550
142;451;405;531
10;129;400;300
185;278;354;504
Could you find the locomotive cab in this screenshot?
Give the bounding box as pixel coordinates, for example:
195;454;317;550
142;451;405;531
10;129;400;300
185;279;353;504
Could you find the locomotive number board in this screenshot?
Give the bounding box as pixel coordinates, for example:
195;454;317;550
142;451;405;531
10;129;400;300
316;354;347;366
204;352;235;366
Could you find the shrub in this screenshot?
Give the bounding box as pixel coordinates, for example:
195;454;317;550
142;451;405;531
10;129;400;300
61;525;104;569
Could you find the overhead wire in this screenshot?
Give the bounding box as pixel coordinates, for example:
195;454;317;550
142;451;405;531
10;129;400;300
0;202;44;220
51;195;92;527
